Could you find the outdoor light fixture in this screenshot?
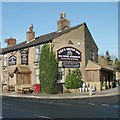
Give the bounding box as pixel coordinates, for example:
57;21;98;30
78;42;81;46
68;40;73;45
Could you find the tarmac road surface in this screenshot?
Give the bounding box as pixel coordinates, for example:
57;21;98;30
2;95;120;119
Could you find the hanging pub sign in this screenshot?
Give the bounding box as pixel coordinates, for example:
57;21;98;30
57;47;81;61
9;56;16;66
20;50;28;65
62;62;80;68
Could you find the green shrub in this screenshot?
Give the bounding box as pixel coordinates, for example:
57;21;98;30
65;68;83;89
102;81;107;90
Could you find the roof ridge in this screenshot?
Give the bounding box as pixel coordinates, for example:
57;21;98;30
1;22;86;54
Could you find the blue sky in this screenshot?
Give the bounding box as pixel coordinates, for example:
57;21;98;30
2;2;118;58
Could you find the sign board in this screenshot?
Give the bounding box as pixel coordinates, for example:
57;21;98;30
9;56;16;66
20;50;28;65
57;47;81;61
62;62;80;68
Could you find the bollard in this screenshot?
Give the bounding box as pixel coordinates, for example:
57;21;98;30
89;85;92;95
79;88;82;93
89;89;92;95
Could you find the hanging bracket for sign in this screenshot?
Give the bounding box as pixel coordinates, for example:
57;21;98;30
57;47;81;61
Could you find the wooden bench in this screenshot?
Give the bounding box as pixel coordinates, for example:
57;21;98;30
16;84;32;94
17;87;24;94
8;85;15;91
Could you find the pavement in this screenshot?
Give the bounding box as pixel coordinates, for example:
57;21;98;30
1;86;120;100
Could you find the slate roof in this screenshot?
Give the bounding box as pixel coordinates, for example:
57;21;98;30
85;60;113;72
1;22;97;54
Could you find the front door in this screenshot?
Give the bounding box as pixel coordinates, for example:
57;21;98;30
16;73;31;85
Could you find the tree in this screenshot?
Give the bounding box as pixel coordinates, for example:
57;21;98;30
105;51;111;62
47;46;58;94
115;58;120;71
39;44;50;93
39;44;58;94
65;68;83;89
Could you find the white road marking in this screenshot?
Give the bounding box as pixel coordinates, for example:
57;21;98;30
37;115;53;119
59;102;64;105
3;103;13;106
112;105;120;108
88;103;95;105
101;104;110;107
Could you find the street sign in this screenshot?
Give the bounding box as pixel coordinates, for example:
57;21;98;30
57;47;81;61
62;62;80;68
8;56;16;66
20;50;28;65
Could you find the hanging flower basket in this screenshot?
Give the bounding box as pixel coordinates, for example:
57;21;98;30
9;72;14;78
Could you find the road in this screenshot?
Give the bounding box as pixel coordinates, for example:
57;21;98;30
2;95;120;119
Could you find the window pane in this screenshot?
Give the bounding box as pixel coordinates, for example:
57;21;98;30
35;46;40;61
4;57;7;66
36;46;40;54
57;67;64;80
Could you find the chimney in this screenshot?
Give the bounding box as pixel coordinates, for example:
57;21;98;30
26;24;35;41
5;37;16;47
57;12;70;31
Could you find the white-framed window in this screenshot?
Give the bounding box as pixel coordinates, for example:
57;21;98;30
35;68;40;83
35;46;40;61
36;75;39;83
3;55;7;66
3;71;8;84
36;69;39;76
57;67;64;80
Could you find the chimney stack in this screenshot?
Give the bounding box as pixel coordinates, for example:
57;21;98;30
57;12;70;31
26;24;35;42
5;37;16;47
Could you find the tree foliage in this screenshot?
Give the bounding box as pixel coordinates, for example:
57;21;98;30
64;68;83;89
115;58;120;71
39;44;58;94
105;50;111;62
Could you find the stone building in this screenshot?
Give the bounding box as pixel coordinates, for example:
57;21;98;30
0;13;114;92
0;55;2;89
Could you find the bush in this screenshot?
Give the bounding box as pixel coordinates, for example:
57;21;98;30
102;81;107;90
64;69;83;89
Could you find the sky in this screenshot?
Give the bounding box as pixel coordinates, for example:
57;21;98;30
1;2;118;58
